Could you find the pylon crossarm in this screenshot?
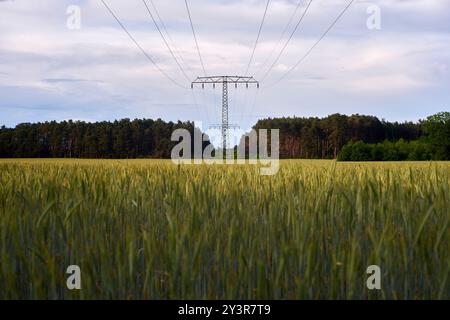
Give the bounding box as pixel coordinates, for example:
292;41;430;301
209;124;240;129
191;76;259;87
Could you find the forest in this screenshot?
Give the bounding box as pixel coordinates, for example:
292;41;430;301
0;112;448;160
0;119;204;158
336;112;450;161
253;113;424;159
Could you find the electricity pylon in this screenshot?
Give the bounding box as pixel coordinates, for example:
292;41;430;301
191;76;259;150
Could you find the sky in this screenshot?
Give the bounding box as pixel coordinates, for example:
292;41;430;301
0;0;449;131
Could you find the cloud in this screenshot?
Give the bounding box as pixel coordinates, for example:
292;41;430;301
42;78;104;84
0;0;449;128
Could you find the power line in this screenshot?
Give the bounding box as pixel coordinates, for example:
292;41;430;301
265;0;355;88
260;0;313;82
100;0;187;89
256;0;304;77
147;0;194;75
211;86;218;124
247;88;260;127
239;84;258;126
241;0;269;128
142;0;192;82
191;88;210;124
238;83;250;125
244;0;270;76
183;0;210;125
184;0;207;76
144;0;204;124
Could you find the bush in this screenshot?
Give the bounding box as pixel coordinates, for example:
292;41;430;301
338;139;434;161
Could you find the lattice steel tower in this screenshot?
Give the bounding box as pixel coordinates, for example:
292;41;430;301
191;76;259;150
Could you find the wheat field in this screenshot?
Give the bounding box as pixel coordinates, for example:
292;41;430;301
0;159;448;299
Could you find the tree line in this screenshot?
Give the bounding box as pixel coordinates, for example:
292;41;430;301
0;112;448;160
0;119;205;158
253;113;424;159
336;112;450;161
337;140;434;161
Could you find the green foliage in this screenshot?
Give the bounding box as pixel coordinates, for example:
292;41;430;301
338;111;450;162
0;159;448;299
254;113;423;159
1;114;424;159
423;112;450;160
338;139;435;161
0;119;209;159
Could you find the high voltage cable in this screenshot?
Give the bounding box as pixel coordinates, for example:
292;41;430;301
247;88;260;126
191;88;210;124
241;0;270;128
144;0;205;122
244;0;270;76
260;0;313;82
256;0;304;77
147;0;194;75
184;0;207;76
142;0;192;82
238;84;257;126
100;0;187;89
212;87;218;124
266;0;355;88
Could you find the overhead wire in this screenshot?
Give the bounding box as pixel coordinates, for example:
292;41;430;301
183;0;212;125
241;0;270;128
147;0;194;76
100;0;187;89
244;0;270;76
265;0;355;88
103;0;353;127
142;0;192;82
142;0;206;123
184;0;207;76
260;0;314;82
256;0;304;77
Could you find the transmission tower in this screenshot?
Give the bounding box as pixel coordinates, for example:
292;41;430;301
191;76;259;150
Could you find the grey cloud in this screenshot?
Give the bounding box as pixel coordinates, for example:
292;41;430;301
43;78;104;84
0;0;449;129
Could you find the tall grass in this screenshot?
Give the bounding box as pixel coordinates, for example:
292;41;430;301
0;159;448;299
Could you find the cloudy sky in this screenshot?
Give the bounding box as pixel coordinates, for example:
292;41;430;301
0;0;449;130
